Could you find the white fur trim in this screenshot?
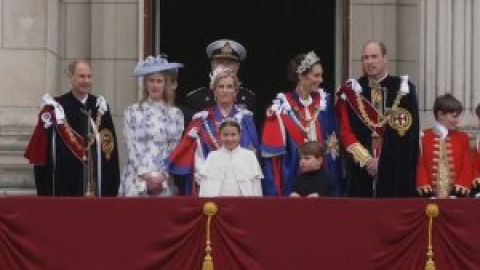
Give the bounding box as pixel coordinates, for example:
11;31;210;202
347;79;362;94
192;110;209;120
42;93;65;124
400;75;410;94
96;95;108;114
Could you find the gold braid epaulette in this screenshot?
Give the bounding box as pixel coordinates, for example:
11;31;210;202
346;143;373;167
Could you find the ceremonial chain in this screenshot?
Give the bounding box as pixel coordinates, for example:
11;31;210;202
356;89;403;128
290;105;321;135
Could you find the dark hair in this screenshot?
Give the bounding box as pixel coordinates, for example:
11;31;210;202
433;93;463;119
476;103;480;119
67;59;90;76
219;118;241;133
286;53;322;84
362;41;387;56
298;141;325;158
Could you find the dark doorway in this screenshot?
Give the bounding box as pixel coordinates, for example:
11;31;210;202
154;0;337;118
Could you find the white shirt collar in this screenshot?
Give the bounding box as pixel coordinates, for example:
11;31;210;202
369;73;388;84
220;145;241;154
433;121;448;139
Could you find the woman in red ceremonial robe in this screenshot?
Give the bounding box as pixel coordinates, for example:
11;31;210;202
167;67;259;195
260;51;342;196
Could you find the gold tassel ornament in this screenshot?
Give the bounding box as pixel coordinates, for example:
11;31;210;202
424;203;439;270
202;202;218;270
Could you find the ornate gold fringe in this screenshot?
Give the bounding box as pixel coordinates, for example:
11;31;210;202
425;203;439;270
202;202;218;270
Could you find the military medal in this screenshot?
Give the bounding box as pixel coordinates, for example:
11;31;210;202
388;108;412;136
325;132;340;160
100;129;115;160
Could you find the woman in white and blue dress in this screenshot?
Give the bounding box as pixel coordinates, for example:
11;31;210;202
118;56;184;196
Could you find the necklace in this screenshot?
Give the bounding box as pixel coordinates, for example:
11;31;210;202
290;101;321;136
356;88;403;128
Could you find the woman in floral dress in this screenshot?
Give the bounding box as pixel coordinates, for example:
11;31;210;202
119;55;184;196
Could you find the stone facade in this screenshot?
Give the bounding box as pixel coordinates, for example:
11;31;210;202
0;0;138;195
1;0;479;195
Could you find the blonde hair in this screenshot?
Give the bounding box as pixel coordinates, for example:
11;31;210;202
139;70;178;106
210;67;240;91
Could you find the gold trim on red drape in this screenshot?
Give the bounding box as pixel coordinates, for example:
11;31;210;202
425;203;439;270
202;202;218;270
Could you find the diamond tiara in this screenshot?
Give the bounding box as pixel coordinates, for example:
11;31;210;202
219;117;242;130
296;51;320;74
209;66;233;89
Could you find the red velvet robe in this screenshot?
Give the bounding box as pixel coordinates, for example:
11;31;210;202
472;134;480;189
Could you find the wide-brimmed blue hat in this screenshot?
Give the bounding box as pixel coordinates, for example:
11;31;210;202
133;55;184;77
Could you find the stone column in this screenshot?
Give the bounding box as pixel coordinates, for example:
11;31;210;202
419;0;480;128
0;0;62;195
89;1;139;168
0;0;60;127
0;0;139;195
350;0;399;79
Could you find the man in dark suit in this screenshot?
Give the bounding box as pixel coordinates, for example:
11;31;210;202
185;39;256;116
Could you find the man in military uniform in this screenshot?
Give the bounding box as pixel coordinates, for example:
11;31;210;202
185;39;256;114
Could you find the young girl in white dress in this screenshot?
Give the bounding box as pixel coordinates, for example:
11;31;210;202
198;118;263;197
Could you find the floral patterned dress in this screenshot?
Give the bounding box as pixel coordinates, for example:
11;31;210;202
119;100;184;196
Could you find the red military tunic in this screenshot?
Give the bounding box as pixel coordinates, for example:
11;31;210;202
473;134;480;189
417;127;473;198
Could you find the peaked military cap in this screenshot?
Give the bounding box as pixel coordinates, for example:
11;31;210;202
206;39;247;62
